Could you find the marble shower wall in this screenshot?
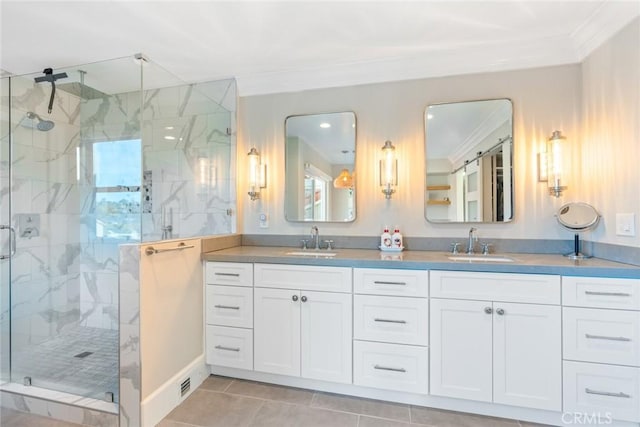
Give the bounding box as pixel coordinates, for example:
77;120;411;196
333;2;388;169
140;78;237;241
8;75;85;350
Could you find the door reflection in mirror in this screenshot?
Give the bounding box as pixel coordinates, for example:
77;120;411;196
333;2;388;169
425;99;513;223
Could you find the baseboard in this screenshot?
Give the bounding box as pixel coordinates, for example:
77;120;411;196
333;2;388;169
140;354;208;427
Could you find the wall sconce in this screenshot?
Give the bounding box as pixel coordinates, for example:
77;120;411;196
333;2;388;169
247;147;266;201
380;140;397;199
545;130;567;197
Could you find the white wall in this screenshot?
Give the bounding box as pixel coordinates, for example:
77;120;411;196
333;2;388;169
579;17;640;248
238;64;582;242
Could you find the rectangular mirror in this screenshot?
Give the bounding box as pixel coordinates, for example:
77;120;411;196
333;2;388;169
425;99;513;223
285;112;356;222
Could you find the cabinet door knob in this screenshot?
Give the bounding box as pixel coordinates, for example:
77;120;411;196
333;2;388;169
484;307;493;314
301;295;307;302
292;295;299;301
496;308;505;315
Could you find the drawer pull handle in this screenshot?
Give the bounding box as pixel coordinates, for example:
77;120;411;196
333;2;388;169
373;281;407;286
215;272;241;277
374;365;406;373
214;305;240;310
585;334;631;342
374;318;407;324
215;345;240;352
585;291;631;297
585;388;631;399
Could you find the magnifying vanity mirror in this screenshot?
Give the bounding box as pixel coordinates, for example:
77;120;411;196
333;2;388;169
285;112;356;222
425;99;514;223
556;202;600;259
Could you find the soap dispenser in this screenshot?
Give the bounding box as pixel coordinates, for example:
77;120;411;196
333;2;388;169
392;226;403;249
381;226;392;249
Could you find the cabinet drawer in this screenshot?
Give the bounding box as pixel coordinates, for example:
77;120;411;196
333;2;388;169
353;340;428;394
562;276;640;310
563;307;640;366
206;285;253;328
205;262;253;287
254;263;351;293
354;268;428;297
354;295;428;346
206;325;253;370
563;361;640;422
430;270;560;304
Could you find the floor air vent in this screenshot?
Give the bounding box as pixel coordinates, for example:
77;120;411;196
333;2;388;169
180;377;190;397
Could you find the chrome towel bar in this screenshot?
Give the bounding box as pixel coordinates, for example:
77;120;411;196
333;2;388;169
145;242;195;256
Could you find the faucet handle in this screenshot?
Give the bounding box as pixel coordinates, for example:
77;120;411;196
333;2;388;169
481;243;492;255
300;239;309;250
323;240;334;250
450;242;461;254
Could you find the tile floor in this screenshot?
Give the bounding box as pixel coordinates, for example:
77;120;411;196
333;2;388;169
0;375;551;426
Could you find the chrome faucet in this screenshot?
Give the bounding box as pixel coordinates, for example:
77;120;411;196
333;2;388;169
466;227;477;254
310;226;320;250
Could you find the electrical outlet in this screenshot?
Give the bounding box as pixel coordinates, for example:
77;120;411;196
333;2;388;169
616;213;636;237
259;213;269;228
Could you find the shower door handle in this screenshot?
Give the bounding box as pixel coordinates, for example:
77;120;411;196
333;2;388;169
0;225;16;260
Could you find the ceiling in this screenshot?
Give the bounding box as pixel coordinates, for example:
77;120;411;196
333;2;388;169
1;1;638;96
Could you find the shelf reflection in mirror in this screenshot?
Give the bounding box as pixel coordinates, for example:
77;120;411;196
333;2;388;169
425;99;514;223
285;112;356;222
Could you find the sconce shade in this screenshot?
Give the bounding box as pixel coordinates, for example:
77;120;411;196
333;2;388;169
333;168;354;189
546;130;567;197
380;140;397;199
247;147;266;200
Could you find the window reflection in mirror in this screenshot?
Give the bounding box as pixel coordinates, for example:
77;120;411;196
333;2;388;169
285;112;356;222
425;99;513;223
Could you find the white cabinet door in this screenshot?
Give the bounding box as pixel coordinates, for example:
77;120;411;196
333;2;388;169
301;291;352;384
493;302;561;411
254;287;301;376
430;298;493;402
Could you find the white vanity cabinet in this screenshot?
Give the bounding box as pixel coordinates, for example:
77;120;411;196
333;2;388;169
352;268;429;394
562;276;640;423
253;263;353;384
429;270;562;411
205;262;254;370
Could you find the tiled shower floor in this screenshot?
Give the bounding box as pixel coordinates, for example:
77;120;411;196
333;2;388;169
11;326;119;403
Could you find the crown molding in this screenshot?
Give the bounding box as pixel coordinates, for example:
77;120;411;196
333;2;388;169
236;35;579;97
571;3;640;61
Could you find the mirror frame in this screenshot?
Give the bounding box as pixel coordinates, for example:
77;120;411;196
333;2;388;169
424;98;514;224
284;111;357;223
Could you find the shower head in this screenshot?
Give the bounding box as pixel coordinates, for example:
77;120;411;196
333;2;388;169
25;112;55;132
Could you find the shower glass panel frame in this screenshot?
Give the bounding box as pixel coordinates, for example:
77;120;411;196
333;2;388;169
3;57;144;405
0;54;236;412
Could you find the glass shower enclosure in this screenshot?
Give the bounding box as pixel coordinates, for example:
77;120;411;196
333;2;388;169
0;55;236;410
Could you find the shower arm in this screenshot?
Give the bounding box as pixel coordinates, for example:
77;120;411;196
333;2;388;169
47;80;56;114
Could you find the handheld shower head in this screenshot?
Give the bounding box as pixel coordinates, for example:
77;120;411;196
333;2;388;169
26;112;55;132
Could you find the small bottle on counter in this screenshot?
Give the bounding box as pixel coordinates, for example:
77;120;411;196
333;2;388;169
392;226;403;249
381;226;392;249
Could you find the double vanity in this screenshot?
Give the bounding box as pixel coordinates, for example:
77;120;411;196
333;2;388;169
201;246;640;426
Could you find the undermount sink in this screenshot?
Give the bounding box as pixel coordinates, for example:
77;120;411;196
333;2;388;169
285;251;337;257
448;255;515;263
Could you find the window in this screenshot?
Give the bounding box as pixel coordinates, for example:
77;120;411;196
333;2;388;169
93;139;141;241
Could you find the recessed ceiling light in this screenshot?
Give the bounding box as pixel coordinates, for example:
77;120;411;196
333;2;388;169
164;135;176;140
165;126;174;130
320;123;331;128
